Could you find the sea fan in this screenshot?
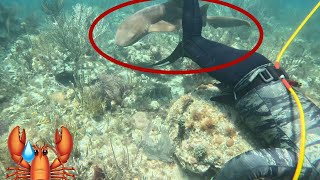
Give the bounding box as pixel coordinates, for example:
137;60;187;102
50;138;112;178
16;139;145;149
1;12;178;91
94;74;128;106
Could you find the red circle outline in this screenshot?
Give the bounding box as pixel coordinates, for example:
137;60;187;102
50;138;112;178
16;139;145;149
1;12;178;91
88;0;264;75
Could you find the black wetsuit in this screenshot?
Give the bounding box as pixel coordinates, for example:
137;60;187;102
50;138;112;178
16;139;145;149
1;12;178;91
172;0;320;180
181;0;270;86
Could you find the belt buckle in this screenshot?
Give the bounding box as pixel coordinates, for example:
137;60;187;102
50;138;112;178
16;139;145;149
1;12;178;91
259;68;274;83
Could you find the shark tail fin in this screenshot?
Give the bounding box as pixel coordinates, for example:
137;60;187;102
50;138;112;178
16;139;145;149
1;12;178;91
146;42;184;68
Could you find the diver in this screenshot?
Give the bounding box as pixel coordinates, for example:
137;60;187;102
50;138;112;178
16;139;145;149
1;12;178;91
149;0;320;179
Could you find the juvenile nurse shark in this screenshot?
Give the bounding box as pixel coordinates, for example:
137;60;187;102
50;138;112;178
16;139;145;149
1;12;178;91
115;0;250;47
115;0;207;47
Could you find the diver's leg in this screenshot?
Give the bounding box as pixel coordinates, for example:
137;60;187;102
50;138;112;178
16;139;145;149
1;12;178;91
181;0;212;66
216;148;317;180
182;0;202;39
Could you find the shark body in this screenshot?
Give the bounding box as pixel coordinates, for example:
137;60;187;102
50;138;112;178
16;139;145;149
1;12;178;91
115;0;206;47
115;0;250;47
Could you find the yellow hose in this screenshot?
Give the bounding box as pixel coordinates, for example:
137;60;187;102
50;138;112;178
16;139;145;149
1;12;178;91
276;2;320;64
274;2;320;179
290;88;306;180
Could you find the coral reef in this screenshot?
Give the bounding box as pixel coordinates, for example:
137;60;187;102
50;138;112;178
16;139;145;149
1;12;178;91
94;74;128;106
131;111;149;130
42;3;107;76
165;94;254;175
0;1;320;180
92;166;106;180
141;125;175;163
0;111;13;136
0;66;21;105
79;74;129;117
81;87;106;117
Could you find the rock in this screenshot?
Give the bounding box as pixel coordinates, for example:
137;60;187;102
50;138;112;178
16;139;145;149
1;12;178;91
165;95;253;175
150;100;160;110
132;111;149;130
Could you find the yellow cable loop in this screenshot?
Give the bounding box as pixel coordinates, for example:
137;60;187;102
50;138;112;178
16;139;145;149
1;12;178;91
274;1;320;180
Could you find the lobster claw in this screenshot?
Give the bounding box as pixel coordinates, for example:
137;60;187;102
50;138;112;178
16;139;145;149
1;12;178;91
51;126;73;169
7;126;30;168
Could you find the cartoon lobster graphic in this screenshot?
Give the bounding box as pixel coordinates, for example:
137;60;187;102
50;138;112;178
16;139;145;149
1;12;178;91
6;126;76;179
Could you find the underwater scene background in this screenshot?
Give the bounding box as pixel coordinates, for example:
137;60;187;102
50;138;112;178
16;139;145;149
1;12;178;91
0;0;319;179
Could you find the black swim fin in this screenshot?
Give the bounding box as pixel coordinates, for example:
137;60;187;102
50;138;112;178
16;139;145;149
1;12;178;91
210;94;235;106
210;83;235;106
146;42;184;67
